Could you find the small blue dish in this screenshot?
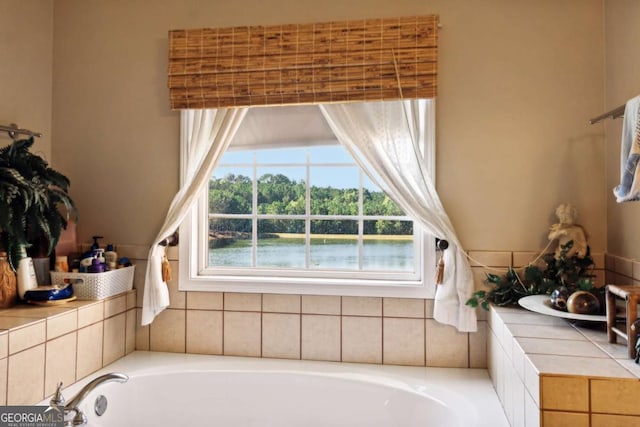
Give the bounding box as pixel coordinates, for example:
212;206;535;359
24;284;73;302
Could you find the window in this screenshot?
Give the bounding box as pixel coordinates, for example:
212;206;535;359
179;105;436;298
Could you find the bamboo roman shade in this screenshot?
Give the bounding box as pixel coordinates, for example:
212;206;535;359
168;15;438;109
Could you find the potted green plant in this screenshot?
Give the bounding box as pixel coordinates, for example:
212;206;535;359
466;241;597;311
0;137;77;271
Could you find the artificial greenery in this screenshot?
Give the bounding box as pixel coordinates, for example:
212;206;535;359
466;241;595;311
0;137;77;270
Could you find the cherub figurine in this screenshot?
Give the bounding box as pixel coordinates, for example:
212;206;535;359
548;204;588;259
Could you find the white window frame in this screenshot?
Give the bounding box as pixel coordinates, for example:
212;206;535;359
179;106;437;298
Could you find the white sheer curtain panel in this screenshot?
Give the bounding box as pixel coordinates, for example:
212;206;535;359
141;108;249;326
319;100;477;332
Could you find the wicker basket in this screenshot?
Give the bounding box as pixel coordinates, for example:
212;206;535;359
50;266;135;300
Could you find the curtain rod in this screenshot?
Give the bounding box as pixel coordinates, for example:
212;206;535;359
589;104;626;124
0;123;43;139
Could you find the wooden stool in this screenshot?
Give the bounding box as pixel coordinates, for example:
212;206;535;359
606;284;640;359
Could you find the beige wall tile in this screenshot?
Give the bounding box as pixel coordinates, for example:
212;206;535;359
425;299;434;318
476;305;487;321
262;313;300;359
224;311;261;357
263;294;301;313
591;252;605;269
224;293;261;312
507;324;586;340
592;378;640;416
614;255;633;278
604;269;615;286
342;316;382;364
0;332;8;359
471;266;490;291
47;310;77;340
77;322;103;380
45;332;76;397
633;261;640;281
542;411;588;427
104;294;127;318
524;387;540;427
77;301;104;328
605;253;615;270
512;252;540;267
383;298;424;318
467;251;511;267
592;414;640;427
524;355;540;408
540;376;588;411
186;310;223;355
383;318;424;366
135;308;149;351
516;336;607;358
8;344;45;405
301;295;341;315
342;297;382;316
103;313;126;366
166;261;185;309
9;321;46;355
512;339;526;381
126;290;136;310
186;291;223;310
301;315;340;361
425;319;468;368
125;310;136;354
149;309;186;353
469;320;487;368
512;371;526;427
0;357;6;405
133;259;146;308
527;354;633;378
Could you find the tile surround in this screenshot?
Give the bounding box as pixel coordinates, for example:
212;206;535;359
129;248;610;374
8;247;620;409
486;251;640;426
301;314;341;361
342;316;382;363
0;290;136;404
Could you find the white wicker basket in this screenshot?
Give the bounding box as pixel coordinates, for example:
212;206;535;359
50;266;135;300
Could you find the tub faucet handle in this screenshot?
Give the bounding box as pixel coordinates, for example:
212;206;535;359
50;382;65;407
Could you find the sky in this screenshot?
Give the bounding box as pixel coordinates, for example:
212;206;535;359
214;145;379;190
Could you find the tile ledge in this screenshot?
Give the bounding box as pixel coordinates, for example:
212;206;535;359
490;305;640;379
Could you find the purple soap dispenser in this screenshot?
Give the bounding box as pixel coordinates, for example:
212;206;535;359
87;258;105;273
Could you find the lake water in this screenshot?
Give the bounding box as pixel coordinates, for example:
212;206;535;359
209;238;413;271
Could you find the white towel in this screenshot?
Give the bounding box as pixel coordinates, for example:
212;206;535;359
613;95;640;202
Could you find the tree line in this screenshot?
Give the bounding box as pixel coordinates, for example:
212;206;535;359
209;173;413;236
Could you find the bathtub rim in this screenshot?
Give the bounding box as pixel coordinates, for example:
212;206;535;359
42;351;508;427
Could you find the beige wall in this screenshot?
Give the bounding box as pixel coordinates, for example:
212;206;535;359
51;0;606;254
605;0;640;259
0;0;53;161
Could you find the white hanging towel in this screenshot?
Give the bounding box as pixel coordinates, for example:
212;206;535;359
613;95;640;202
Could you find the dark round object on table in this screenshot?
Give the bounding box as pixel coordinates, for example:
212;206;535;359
566;290;600;315
550;286;569;311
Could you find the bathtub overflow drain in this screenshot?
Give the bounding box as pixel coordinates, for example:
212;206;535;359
94;395;108;416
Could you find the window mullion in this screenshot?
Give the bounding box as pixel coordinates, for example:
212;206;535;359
252;153;258;267
305;149;311;269
358;171;364;270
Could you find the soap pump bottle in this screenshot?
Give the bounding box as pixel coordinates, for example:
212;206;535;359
91;235;104;251
17;246;38;299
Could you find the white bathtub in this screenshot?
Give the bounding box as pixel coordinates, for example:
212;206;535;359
51;352;509;427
